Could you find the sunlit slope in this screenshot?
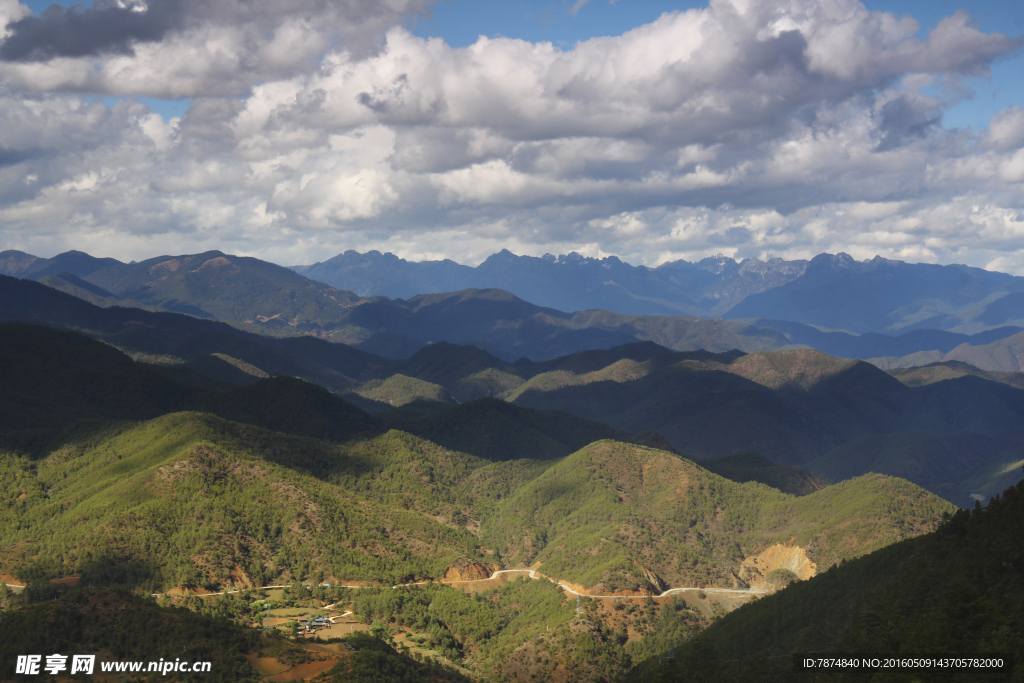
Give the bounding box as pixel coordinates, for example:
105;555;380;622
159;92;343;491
351;373;455;407
482;441;955;593
1;416;952;598
888;360;1024;389
628;477;1024;682
511;348;1024;471
0;414;496;589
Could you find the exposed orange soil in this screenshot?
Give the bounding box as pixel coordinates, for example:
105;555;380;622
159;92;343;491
443;575;512;594
0;571;25;587
740;543;816;584
265;659;339;681
247;644;346;682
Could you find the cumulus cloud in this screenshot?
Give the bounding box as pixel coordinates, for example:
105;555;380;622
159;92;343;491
0;0;1023;273
0;0;433;96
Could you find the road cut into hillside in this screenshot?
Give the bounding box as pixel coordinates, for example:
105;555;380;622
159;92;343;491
151;567;770;600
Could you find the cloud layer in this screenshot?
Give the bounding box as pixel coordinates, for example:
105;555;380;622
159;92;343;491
0;0;1022;272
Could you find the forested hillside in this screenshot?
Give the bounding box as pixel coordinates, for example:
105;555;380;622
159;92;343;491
2;255;1022;682
628;474;1024;682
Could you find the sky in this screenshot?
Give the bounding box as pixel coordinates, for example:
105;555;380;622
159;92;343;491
0;0;1023;272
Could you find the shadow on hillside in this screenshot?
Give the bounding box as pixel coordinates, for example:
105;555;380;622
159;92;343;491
16;556;164;595
0;418;133;460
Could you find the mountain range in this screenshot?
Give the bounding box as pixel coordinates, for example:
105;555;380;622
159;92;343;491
8;248;1024;369
3;245;1023;681
3;268;1024;508
293;249;809;317
294;249;1024;334
0;322;955;593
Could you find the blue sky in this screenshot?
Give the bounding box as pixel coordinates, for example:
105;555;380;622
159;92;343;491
22;0;1024;130
3;0;1024;271
410;0;1023;131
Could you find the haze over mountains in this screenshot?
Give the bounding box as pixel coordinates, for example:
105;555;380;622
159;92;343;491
295;249;1024;334
7;247;1024;371
3;245;1024;681
293;249;809;317
3;268;1024;509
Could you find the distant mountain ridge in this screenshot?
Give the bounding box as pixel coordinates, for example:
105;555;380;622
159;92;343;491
7;247;1024;363
0;257;791;361
294;249;1024;334
293;248;809;316
726;252;1024;334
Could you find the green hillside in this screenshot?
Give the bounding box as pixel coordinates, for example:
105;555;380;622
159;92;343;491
0;413;490;589
0;405;955;598
482;441;954;593
354;374;455;407
0;323;979;683
392;342;523;401
81;251;366;332
627;475;1024;682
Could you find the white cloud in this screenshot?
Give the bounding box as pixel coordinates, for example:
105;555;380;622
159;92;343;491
0;0;1022;275
0;0;433;98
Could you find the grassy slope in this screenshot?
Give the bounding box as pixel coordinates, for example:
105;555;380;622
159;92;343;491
354;374;455;406
482;441;955;592
628;477;1024;682
0;414;490;588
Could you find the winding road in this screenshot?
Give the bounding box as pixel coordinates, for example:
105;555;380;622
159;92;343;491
148;569;769;600
445;568;770;599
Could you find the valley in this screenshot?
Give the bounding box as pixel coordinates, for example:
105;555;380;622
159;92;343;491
1;247;1022;681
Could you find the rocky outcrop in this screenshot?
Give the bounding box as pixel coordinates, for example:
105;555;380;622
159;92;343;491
442;558;493;582
738;543;817;586
633;561;669;593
